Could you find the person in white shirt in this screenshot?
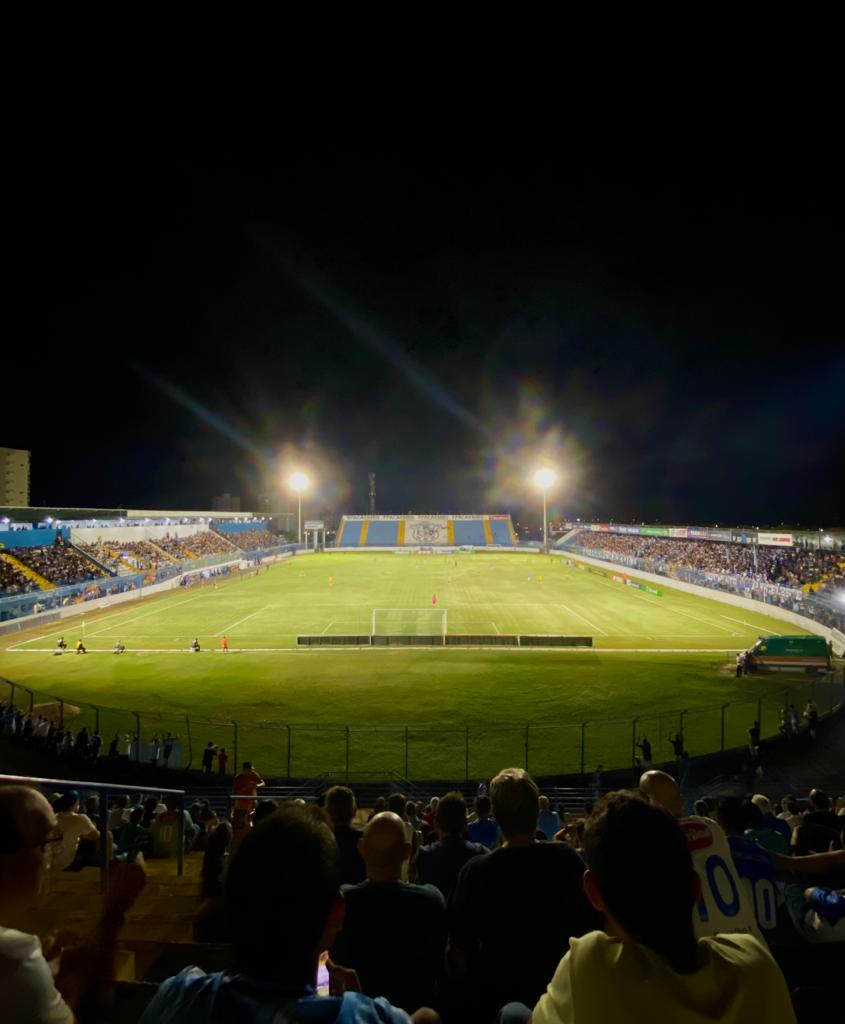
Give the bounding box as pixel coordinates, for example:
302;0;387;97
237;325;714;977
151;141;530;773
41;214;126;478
0;784;146;1023
50;791;99;872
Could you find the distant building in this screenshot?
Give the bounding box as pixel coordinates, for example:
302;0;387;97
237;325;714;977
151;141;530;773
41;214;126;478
0;448;30;506
212;492;241;512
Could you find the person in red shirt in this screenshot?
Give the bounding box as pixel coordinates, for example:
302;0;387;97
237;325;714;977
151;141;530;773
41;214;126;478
232;761;265;829
217;747;229;778
221;635;229;653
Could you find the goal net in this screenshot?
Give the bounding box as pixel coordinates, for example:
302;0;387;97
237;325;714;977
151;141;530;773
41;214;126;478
371;608;448;637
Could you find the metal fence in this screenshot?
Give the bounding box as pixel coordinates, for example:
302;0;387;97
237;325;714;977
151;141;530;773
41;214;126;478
3;673;841;782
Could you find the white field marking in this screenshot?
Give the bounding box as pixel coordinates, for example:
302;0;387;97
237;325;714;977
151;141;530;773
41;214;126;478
491;621;501;634
719;615;778;635
583;575;735;634
321;620;335;635
85;595;206;638
9;645;737;655
556;602;609;636
214;608;268;636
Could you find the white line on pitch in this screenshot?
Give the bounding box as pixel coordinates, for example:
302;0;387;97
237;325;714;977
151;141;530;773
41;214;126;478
585;576;734;634
491;621;500;634
85;595;205;638
214;608;267;636
719;615;778;634
557;602;609;636
321;620;335;635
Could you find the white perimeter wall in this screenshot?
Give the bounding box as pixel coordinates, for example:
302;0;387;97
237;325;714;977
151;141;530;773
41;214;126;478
72;524;207;544
569;551;841;652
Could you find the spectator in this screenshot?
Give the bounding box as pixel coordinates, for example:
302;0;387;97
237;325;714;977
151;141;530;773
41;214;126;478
412;792;485;899
448;768;600;1020
232;761;265;829
537;795;561;840
387;793;416;881
108;795;130;834
716;796;782;940
201;742;216;775
516;792;795;1024
140;805;435;1022
639;770;761;940
217;747;228;778
331;811;447;1014
751;794;792;846
783;883;845;943
118;807;151;862
324;785;366;885
51;791;100;872
467;794;499;848
0;785;146;1021
804;789;842;833
194;821;234;943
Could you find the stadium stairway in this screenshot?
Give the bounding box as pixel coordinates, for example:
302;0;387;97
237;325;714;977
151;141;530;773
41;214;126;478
0;550;52;589
148;540;180;564
67;540;117;577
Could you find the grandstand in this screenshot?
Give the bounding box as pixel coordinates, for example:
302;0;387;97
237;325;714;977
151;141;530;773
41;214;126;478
336;513;518;547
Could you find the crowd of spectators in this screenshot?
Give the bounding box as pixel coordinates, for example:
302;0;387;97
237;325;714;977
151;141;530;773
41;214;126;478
8;539;109;587
3;765;841;1022
156;532;235;559
76;539;175;573
221;528;280;552
0;556;38;594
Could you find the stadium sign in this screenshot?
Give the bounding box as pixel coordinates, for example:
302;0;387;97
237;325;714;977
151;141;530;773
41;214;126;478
304;520;325;531
757;532;794;547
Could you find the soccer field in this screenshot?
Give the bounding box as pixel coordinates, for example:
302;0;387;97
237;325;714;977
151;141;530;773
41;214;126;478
0;552;819;779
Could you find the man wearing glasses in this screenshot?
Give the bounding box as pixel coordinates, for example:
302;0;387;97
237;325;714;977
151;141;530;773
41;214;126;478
0;785;144;1022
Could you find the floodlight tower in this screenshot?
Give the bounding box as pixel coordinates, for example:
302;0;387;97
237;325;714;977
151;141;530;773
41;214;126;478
533;468;557;553
288;472;308;544
368;472;376;515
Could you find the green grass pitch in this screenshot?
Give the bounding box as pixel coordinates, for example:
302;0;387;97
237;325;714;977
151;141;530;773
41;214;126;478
0;552;816;780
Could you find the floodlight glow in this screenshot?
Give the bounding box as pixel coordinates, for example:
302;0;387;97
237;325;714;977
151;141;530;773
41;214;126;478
289;472;308;493
533;468;556;489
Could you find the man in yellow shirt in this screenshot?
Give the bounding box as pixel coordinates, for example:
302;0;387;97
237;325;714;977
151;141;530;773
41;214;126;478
504;793;795;1024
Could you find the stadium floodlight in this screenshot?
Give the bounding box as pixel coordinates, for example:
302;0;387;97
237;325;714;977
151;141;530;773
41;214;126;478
288;472;309;544
533;468;557;552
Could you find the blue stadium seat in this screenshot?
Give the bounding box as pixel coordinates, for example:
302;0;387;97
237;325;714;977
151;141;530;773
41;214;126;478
338;520;363;547
488;519;515;545
453;520;487;545
365;521;400;545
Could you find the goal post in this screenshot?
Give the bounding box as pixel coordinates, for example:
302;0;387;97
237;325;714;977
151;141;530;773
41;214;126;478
371;608;448;639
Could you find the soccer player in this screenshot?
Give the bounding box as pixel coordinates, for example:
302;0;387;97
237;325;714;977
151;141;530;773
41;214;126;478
75;640;87;654
221;635;229;653
190;638;201;653
113;640;125;654
56;636;67;650
432;593;437;606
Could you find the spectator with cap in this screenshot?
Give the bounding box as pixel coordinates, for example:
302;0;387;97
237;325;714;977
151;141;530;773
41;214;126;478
412;791;486;899
448;768;600;1021
331;811;447;1015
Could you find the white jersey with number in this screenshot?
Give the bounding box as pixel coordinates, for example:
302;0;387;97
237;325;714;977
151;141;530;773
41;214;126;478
680;816;762;942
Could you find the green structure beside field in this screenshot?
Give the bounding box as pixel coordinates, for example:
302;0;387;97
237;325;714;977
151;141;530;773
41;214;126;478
0;552;826;780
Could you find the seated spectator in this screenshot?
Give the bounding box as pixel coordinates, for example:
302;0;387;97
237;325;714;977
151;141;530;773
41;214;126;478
51;791;100;872
140;805;436;1022
804;789;843;832
639;770;761;940
252;799;278;826
777;796;804;833
325;785;365;885
448;768;600;1021
194;821;233;944
1;785;145;1020
515;792;796;1024
751;794;792;846
537;795;561;840
150;795;199;857
108;795;130;834
412;792;485;899
331;811;447;1014
716;796;782;940
118;807;151;862
745;801;789;855
782;883;845;943
467;794;500;848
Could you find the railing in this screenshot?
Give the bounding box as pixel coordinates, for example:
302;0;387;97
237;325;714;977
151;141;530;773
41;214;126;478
3;673;842;782
561;542;845;633
0;772;186;889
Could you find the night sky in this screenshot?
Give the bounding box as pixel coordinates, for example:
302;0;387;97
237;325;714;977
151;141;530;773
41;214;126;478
8;144;843;528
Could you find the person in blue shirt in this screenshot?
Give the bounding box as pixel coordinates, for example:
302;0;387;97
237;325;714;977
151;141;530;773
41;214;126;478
467;795;500;848
140;805;438;1023
537;796;561;840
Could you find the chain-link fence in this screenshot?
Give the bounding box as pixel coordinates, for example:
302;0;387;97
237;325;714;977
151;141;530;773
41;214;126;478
2;674;842;781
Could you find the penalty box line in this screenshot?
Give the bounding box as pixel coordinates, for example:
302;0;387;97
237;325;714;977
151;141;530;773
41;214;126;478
8;645;742;655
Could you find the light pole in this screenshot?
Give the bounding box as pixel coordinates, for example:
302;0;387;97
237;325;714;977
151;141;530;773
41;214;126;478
288;472;308;544
533;468;556;552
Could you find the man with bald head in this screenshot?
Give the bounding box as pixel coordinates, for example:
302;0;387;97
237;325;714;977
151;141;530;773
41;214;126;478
331;811;447;1015
639;770;761;941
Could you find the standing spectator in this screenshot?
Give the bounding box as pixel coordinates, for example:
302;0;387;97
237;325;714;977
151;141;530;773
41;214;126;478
387;793;416;881
803;700;819;739
108;733;119;759
163;732;175;767
735;651;746;677
331;812;447;1014
669;733;684;759
635;736;653;767
150;734;161;767
232;761;265;829
217;747;228;778
467;794;500;848
201;742;216;775
748;720;761;755
537;795;561;840
324;785;365;885
412;791;486;899
89;730;103;761
520;793;795;1024
139;806;431;1022
448;768;600;1021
